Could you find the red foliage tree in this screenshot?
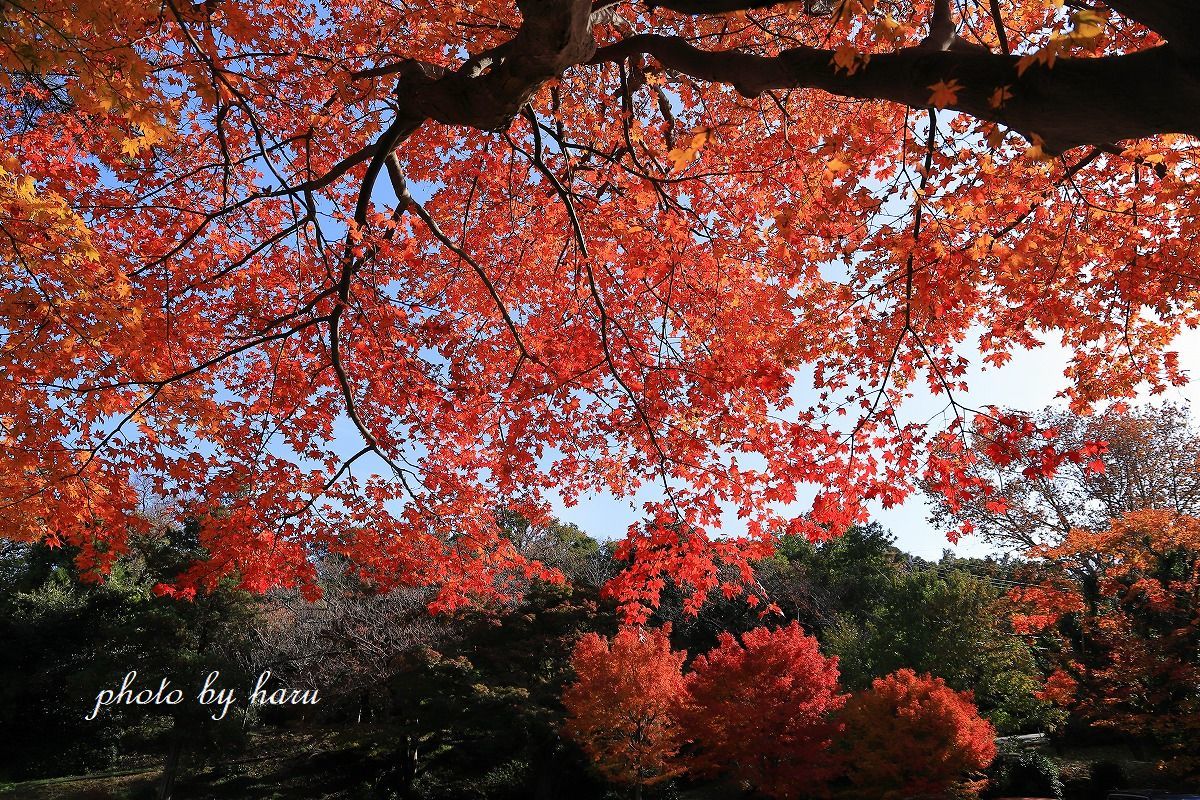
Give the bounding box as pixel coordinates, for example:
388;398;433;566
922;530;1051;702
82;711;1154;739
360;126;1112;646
562;626;688;796
1011;509;1200;779
4;0;1197;614
837;669;997;800
678;623;844;799
929;404;1200;551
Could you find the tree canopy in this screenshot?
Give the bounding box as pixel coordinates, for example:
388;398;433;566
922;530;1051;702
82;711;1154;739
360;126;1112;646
679;623;844;799
563;626;688;792
3;0;1198;612
837;668;997;799
1012;509;1200;779
931;404;1200;550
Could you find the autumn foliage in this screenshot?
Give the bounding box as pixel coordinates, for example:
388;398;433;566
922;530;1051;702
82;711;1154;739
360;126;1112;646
679;623;844;798
837;669;997;800
564;626;998;798
1011;510;1200;778
930;405;1200;550
562;626;687;791
3;0;1198;614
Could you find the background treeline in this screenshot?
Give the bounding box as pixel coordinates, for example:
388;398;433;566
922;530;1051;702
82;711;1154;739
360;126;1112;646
2;404;1198;799
0;519;1067;799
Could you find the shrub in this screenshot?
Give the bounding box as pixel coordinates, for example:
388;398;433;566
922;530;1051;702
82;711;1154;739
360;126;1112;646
984;745;1063;800
563;626;688;793
678;623;844;800
838;669;997;800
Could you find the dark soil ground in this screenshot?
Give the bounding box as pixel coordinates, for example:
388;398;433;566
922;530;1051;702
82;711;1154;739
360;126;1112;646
0;733;1177;800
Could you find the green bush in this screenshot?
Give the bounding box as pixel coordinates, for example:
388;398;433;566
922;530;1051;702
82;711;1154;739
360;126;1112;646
985;745;1064;800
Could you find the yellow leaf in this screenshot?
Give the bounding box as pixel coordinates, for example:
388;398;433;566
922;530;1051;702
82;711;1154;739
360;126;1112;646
1017;44;1059;77
665;148;690;171
826;156;851;173
1025;134;1054;162
831;0;854;25
831;44;868;76
1071;8;1108;40
989;85;1013;109
667;127;714;172
14;175;36;201
873;15;903;42
927;79;963;108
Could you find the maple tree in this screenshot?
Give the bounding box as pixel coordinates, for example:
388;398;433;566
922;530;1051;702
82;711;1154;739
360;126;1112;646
931;404;1200;550
1011;509;1200;779
678;622;843;799
3;0;1200;613
837;668;997;799
561;626;687;795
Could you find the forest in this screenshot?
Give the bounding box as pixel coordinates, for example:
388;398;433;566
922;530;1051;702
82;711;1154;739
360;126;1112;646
2;405;1198;799
4;0;1200;795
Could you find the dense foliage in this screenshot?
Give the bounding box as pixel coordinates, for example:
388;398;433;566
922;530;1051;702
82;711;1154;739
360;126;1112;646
563;627;688;794
984;745;1064;800
1;518;1031;797
837;669;997;800
4;0;1199;617
1012;509;1200;780
3;461;1199;797
931;405;1200;550
0;525;255;789
679;623;844;798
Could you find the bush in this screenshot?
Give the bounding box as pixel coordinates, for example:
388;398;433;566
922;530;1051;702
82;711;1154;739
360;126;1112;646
679;623;844;800
1089;760;1126;796
985;745;1063;799
838;670;996;800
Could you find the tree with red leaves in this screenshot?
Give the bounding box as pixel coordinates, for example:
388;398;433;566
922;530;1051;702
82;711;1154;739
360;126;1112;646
562;626;687;798
4;0;1196;617
837;669;997;800
678;623;844;799
930;404;1200;551
1011;510;1200;779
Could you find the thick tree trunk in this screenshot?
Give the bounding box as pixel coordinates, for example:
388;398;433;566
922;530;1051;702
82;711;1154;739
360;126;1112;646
156;733;184;800
378;0;1200;157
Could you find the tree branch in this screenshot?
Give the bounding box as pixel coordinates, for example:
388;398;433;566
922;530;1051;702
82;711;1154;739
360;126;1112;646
1103;1;1200;57
391;0;596;131
366;0;1200;157
641;0;830;14
589;35;1200;152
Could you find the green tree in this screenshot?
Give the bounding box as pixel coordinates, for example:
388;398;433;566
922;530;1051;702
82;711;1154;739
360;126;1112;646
361;567;618;798
825;557;1059;735
762;523;908;636
0;522;258;794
